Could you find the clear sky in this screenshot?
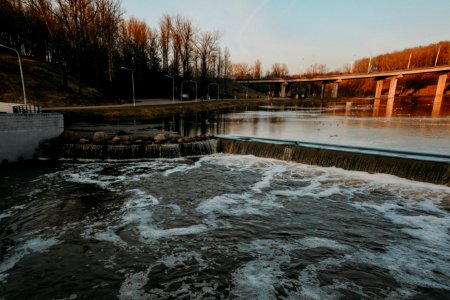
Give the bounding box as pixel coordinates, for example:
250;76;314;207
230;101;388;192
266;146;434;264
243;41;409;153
121;0;450;74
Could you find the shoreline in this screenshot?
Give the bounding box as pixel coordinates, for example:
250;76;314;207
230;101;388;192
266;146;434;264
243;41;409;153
47;97;372;125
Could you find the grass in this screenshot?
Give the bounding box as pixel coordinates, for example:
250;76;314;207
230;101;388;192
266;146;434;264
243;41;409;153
0;53;124;107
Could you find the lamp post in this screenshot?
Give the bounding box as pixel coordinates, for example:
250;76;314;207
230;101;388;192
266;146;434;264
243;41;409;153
181;80;187;101
434;46;441;67
165;75;175;104
190;80;197;101
208;83;219;100
0;44;27;104
121;67;135;107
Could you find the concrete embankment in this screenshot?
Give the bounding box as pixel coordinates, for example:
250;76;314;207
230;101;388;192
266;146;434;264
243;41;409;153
0;113;64;163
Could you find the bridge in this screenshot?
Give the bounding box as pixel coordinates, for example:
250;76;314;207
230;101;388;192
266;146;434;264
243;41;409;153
237;65;450;113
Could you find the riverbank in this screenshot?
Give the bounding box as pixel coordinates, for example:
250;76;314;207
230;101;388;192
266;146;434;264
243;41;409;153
48;98;336;125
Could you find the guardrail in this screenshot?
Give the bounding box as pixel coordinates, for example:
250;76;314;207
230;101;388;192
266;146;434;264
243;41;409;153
0;103;42;114
12;105;42;114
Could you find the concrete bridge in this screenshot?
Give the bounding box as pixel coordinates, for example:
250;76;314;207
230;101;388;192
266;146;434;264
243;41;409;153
237;65;450;111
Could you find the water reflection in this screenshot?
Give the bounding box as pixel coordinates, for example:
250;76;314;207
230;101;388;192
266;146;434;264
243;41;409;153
334;96;449;118
67;96;450;155
171;96;449;154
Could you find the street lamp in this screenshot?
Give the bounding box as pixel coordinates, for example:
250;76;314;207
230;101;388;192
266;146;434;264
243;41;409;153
208;83;219;100
121;67;135;107
190;80;197;101
0;44;27;105
181;80;187;101
164;75;175;104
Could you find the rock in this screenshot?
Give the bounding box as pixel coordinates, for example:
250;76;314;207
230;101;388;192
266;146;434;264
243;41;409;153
119;135;130;142
109;136;121;145
154;133;166;143
93;132;108;144
59;131;80;143
79;138;90;144
134;134;149;141
169;133;182;140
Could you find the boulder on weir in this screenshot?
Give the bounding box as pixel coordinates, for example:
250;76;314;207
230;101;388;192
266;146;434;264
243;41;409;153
93;132;108;144
59;131;80;143
109;136;121;145
154;133;166;143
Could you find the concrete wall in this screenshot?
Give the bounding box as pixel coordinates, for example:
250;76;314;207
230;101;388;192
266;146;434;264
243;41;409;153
0;113;64;163
0;102;17;113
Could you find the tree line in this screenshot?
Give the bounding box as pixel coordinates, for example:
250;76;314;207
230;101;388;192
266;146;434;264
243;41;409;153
0;0;234;99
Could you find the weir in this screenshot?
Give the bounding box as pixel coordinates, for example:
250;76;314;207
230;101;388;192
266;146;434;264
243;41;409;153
45;140;218;160
42;135;450;186
217;136;450;186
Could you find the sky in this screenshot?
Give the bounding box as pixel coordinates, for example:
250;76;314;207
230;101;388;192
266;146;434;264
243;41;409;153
121;0;450;74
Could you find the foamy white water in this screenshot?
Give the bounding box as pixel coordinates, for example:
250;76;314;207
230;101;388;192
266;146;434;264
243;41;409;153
1;155;449;298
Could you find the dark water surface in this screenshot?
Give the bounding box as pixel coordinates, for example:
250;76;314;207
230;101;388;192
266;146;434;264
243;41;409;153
1;156;450;299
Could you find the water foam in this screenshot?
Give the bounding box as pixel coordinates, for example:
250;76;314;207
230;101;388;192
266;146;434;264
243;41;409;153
118;267;151;300
158;251;206;269
0;235;60;282
232;260;283;299
298;237;352;252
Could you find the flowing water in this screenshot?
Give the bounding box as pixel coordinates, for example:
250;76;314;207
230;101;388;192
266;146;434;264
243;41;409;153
1;156;450;299
2;97;450;299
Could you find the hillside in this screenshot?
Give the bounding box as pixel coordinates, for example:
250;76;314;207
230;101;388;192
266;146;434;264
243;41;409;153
0;52;263;107
0;52;122;107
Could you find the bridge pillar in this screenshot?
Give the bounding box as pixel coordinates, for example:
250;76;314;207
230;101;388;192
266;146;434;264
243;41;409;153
331;82;339;98
432;73;448;116
320;83;325;99
386;76;401;117
374;79;383;100
281;82;288;98
373;79;384;117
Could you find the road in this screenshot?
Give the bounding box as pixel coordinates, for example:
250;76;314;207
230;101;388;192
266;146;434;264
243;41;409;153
42;98;195;111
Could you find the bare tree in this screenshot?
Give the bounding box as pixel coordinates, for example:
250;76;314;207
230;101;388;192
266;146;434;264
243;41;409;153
119;17;150;71
229;62;250;78
252;59;262;79
223;47;230;94
195;30;220;93
271;63;288;78
305;63;326;76
95;0;122;84
170;16;181;78
147;27;160;72
159;14;171;74
54;0;98;94
173;15;196;79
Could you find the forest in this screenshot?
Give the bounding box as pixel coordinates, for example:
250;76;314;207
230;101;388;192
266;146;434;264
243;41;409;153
0;0;234;100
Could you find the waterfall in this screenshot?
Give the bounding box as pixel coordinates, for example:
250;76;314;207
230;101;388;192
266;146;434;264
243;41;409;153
217;137;450;186
49;140;217;160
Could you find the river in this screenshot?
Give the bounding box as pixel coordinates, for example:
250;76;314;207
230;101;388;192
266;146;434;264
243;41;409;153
1;97;450;299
